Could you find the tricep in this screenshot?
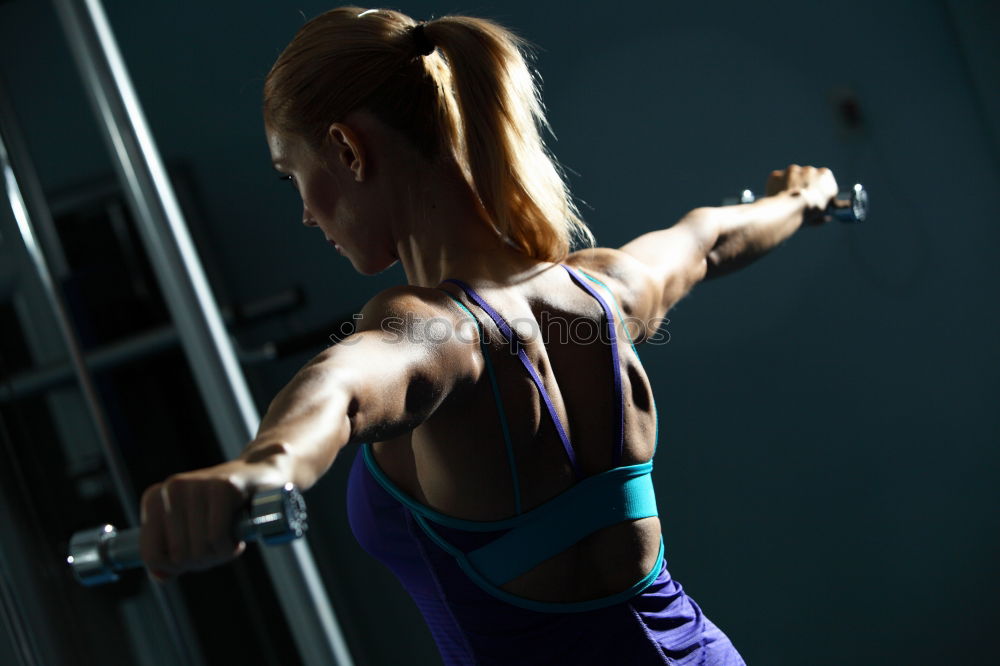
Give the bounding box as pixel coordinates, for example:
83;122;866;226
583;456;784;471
574;211;718;343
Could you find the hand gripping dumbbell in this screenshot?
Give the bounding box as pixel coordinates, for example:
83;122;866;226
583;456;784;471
722;183;868;223
67;483;307;586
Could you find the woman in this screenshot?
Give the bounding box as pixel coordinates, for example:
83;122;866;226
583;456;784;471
140;7;839;664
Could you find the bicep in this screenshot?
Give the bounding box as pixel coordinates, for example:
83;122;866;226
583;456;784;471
311;287;482;445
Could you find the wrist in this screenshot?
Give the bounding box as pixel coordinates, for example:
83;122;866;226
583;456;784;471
765;188;807;208
239;435;339;492
238;441;296;487
714;190;804;237
779;185;829;213
241;440;290;464
758;189;810;227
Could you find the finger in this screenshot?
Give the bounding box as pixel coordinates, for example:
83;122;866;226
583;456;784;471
822;167;840;198
186;482;210;569
161;480;190;569
765;169;785;195
205;482;229;551
140;483;173;577
206;482;243;561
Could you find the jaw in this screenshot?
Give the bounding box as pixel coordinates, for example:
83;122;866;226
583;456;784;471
348;245;400;276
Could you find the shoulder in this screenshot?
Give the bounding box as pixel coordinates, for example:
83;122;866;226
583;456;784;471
563;247;660;329
356;284;474;334
354;284;485;379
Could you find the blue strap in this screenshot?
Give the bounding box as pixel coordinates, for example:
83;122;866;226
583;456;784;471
465;463;658;585
443;278;584;480
573;267;660;458
363;443;664;611
415;516;666;614
439;291;522;515
560;264;625;467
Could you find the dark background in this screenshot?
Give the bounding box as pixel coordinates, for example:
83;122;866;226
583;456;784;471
1;1;997;664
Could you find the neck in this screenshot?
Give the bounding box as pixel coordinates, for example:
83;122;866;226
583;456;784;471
389;158;546;288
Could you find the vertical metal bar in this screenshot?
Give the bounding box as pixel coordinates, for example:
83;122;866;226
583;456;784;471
0;74;204;666
49;1;354;665
0;523;39;666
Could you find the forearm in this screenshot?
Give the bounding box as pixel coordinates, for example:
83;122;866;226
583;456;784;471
703;190;809;279
239;356;354;492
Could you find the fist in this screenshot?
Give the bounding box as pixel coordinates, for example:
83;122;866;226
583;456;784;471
139;459;283;582
764;164;840;226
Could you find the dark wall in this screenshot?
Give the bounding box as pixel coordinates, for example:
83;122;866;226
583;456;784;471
1;1;997;664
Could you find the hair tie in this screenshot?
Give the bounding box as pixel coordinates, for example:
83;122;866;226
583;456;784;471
411;22;434;57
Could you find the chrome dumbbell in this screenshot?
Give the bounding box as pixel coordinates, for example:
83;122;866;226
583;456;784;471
67;483;307;586
723;183;868;223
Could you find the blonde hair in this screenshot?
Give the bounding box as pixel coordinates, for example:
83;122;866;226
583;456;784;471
263;6;595;262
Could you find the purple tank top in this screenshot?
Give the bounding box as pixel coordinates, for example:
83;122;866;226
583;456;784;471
346;264;746;664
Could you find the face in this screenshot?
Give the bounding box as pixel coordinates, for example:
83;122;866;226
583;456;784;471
268;129;347;246
267;124;397;274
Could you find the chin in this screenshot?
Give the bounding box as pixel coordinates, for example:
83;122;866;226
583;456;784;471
353;253;398;276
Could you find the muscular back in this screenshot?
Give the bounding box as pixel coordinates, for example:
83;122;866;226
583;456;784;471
368;249;663;603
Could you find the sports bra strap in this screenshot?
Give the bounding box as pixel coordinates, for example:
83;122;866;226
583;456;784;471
439;291;523;514
571;266;661;458
361;441;663;612
443;278;584;480
560;264;626;467
463;462;658;585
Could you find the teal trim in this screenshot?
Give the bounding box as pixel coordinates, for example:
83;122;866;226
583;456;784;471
466;469;659;585
415;511;666;614
443;293;522;514
364;439;663;608
575;268;661;457
362;442;653;532
575;268;639;359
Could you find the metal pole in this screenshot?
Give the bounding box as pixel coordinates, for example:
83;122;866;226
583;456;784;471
49;1;353;665
0;73;204;666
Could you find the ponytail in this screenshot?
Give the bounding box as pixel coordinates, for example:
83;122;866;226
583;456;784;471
264;7;595;262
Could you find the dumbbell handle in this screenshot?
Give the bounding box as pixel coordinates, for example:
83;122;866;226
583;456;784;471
67;483;307;587
722;183;868;223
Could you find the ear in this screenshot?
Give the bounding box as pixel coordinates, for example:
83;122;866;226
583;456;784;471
327;122;366;182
